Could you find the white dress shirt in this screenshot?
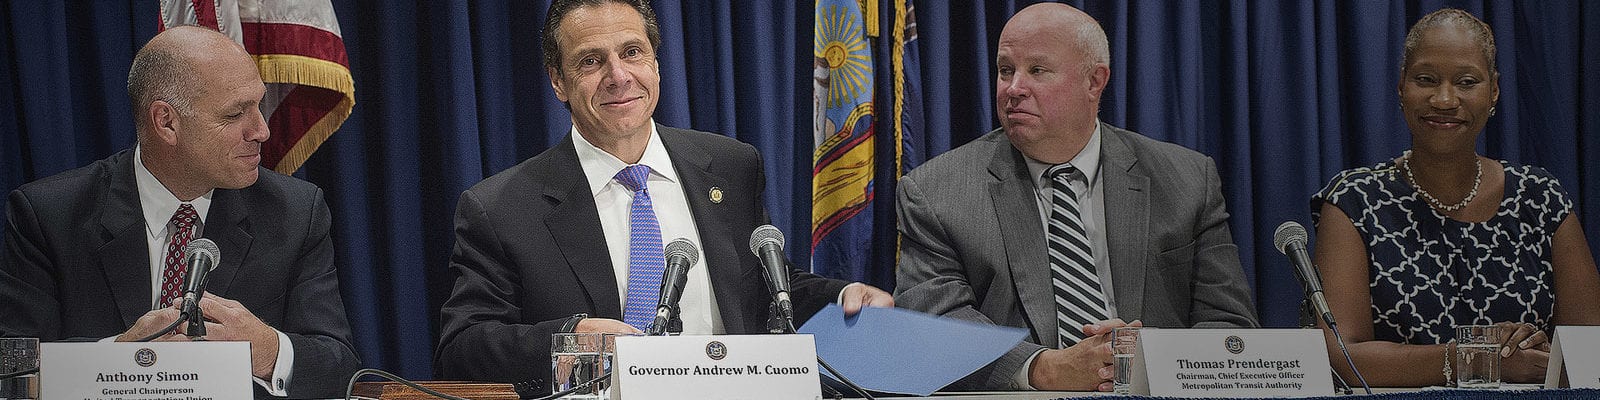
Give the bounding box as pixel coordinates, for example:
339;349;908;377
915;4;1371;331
132;146;296;395
1014;122;1116;388
572;123;724;335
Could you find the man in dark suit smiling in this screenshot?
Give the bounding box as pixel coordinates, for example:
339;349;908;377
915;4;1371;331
0;26;361;399
434;0;892;394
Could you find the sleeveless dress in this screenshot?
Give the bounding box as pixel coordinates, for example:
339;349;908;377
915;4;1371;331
1311;158;1572;344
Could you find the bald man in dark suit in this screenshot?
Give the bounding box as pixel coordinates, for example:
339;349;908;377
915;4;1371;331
1;26;360;398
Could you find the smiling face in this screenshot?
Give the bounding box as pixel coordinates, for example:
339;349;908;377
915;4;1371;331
176;42;269;193
137;28;270;200
548;2;661;145
1399;24;1499;152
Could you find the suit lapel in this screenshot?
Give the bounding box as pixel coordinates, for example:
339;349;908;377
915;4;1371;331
987;138;1054;346
97;152;153;326
201;185;254;297
1099;124;1149;322
542;136;623;317
658;126;751;331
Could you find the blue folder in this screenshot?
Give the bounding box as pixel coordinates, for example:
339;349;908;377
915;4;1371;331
798;304;1028;396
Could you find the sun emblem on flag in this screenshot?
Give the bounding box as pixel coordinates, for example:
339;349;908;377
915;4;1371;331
815;3;871;109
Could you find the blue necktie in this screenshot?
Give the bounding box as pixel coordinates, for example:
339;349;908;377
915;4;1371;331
616;165;664;330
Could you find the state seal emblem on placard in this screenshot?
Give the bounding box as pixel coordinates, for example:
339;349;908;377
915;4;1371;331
1224;335;1244;354
706;341;727;360
135;348;157;367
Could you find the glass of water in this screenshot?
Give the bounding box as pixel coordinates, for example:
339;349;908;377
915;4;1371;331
551;333;614;399
0;338;39;400
1111;327;1145;394
1454;325;1502;389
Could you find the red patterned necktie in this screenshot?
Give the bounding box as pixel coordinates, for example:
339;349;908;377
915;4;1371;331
157;204;199;308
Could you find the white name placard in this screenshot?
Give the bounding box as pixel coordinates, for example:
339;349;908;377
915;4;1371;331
613;334;820;400
1132;329;1334;398
41;341;252;400
1546;326;1600;388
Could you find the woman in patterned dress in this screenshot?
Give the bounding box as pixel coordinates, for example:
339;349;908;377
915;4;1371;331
1310;9;1600;386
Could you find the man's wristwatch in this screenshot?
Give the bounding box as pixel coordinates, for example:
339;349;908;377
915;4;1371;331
559;313;588;333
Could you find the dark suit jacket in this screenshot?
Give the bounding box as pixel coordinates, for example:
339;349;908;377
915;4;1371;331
434;125;849;392
0;149;362;399
895;124;1259;390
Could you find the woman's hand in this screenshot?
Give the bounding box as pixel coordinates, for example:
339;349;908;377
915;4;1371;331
1495;322;1550;383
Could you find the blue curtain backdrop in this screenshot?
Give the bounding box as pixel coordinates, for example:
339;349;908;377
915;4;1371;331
3;0;1597;380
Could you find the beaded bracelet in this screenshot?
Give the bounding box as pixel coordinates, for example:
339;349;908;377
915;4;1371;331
1441;340;1455;386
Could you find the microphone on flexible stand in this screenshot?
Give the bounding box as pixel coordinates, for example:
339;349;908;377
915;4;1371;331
131;238;221;342
746;225;876;399
1274;223;1334;327
646;239;698;336
1274;221;1369;394
179;239;220;338
748;225;794;333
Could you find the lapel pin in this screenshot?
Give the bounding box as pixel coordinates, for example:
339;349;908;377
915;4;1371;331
709;187;724;204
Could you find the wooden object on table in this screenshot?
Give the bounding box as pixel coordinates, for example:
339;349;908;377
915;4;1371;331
350;381;521;400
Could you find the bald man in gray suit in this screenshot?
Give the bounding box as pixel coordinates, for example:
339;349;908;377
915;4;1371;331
894;3;1257;392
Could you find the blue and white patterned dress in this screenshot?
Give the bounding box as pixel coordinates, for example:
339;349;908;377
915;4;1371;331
1311;158;1572;345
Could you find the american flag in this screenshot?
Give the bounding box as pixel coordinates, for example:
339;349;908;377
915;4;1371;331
159;0;354;174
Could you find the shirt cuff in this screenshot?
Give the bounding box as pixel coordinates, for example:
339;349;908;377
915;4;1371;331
835;282;864;304
1014;348;1046;390
251;329;295;396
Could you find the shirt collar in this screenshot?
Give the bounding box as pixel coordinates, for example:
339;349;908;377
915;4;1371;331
1025;121;1103;188
572;121;679;196
134;146;212;237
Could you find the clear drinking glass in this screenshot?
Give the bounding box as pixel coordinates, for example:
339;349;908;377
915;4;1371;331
1111;327;1145;394
551;333;614;399
0;338;39;400
1454;325;1502;389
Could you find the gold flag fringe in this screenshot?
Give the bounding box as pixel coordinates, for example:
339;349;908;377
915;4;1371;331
252;54;356;175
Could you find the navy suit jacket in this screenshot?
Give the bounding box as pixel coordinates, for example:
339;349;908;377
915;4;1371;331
1;149;362;399
435;125;848;392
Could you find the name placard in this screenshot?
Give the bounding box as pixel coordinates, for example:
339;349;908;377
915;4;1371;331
40;341;251;400
1546;326;1600;388
613;334;819;400
1131;329;1334;398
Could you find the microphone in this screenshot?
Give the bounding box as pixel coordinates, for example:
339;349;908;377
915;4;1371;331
1274;221;1370;394
748;225;793;331
180;238;220;337
647;238;698;336
1273;221;1334;326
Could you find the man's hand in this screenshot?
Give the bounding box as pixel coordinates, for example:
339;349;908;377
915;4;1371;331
1028;319;1141;391
839;283;894;316
182;293;281;380
116;305;186;342
574;318;643;335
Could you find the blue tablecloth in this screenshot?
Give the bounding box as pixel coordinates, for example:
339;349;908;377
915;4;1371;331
1076;388;1600;399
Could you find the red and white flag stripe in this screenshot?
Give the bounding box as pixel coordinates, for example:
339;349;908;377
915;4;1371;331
160;0;354;174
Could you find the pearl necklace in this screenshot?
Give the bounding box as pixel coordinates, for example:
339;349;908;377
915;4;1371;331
1401;151;1482;213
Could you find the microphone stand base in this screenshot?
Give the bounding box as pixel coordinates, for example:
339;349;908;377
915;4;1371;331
766;300;794;334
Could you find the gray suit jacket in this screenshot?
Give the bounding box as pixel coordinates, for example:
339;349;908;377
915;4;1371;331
894;123;1258;390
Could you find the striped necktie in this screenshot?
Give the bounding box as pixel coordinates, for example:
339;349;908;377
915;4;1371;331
1046;164;1108;346
615;165;664;331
